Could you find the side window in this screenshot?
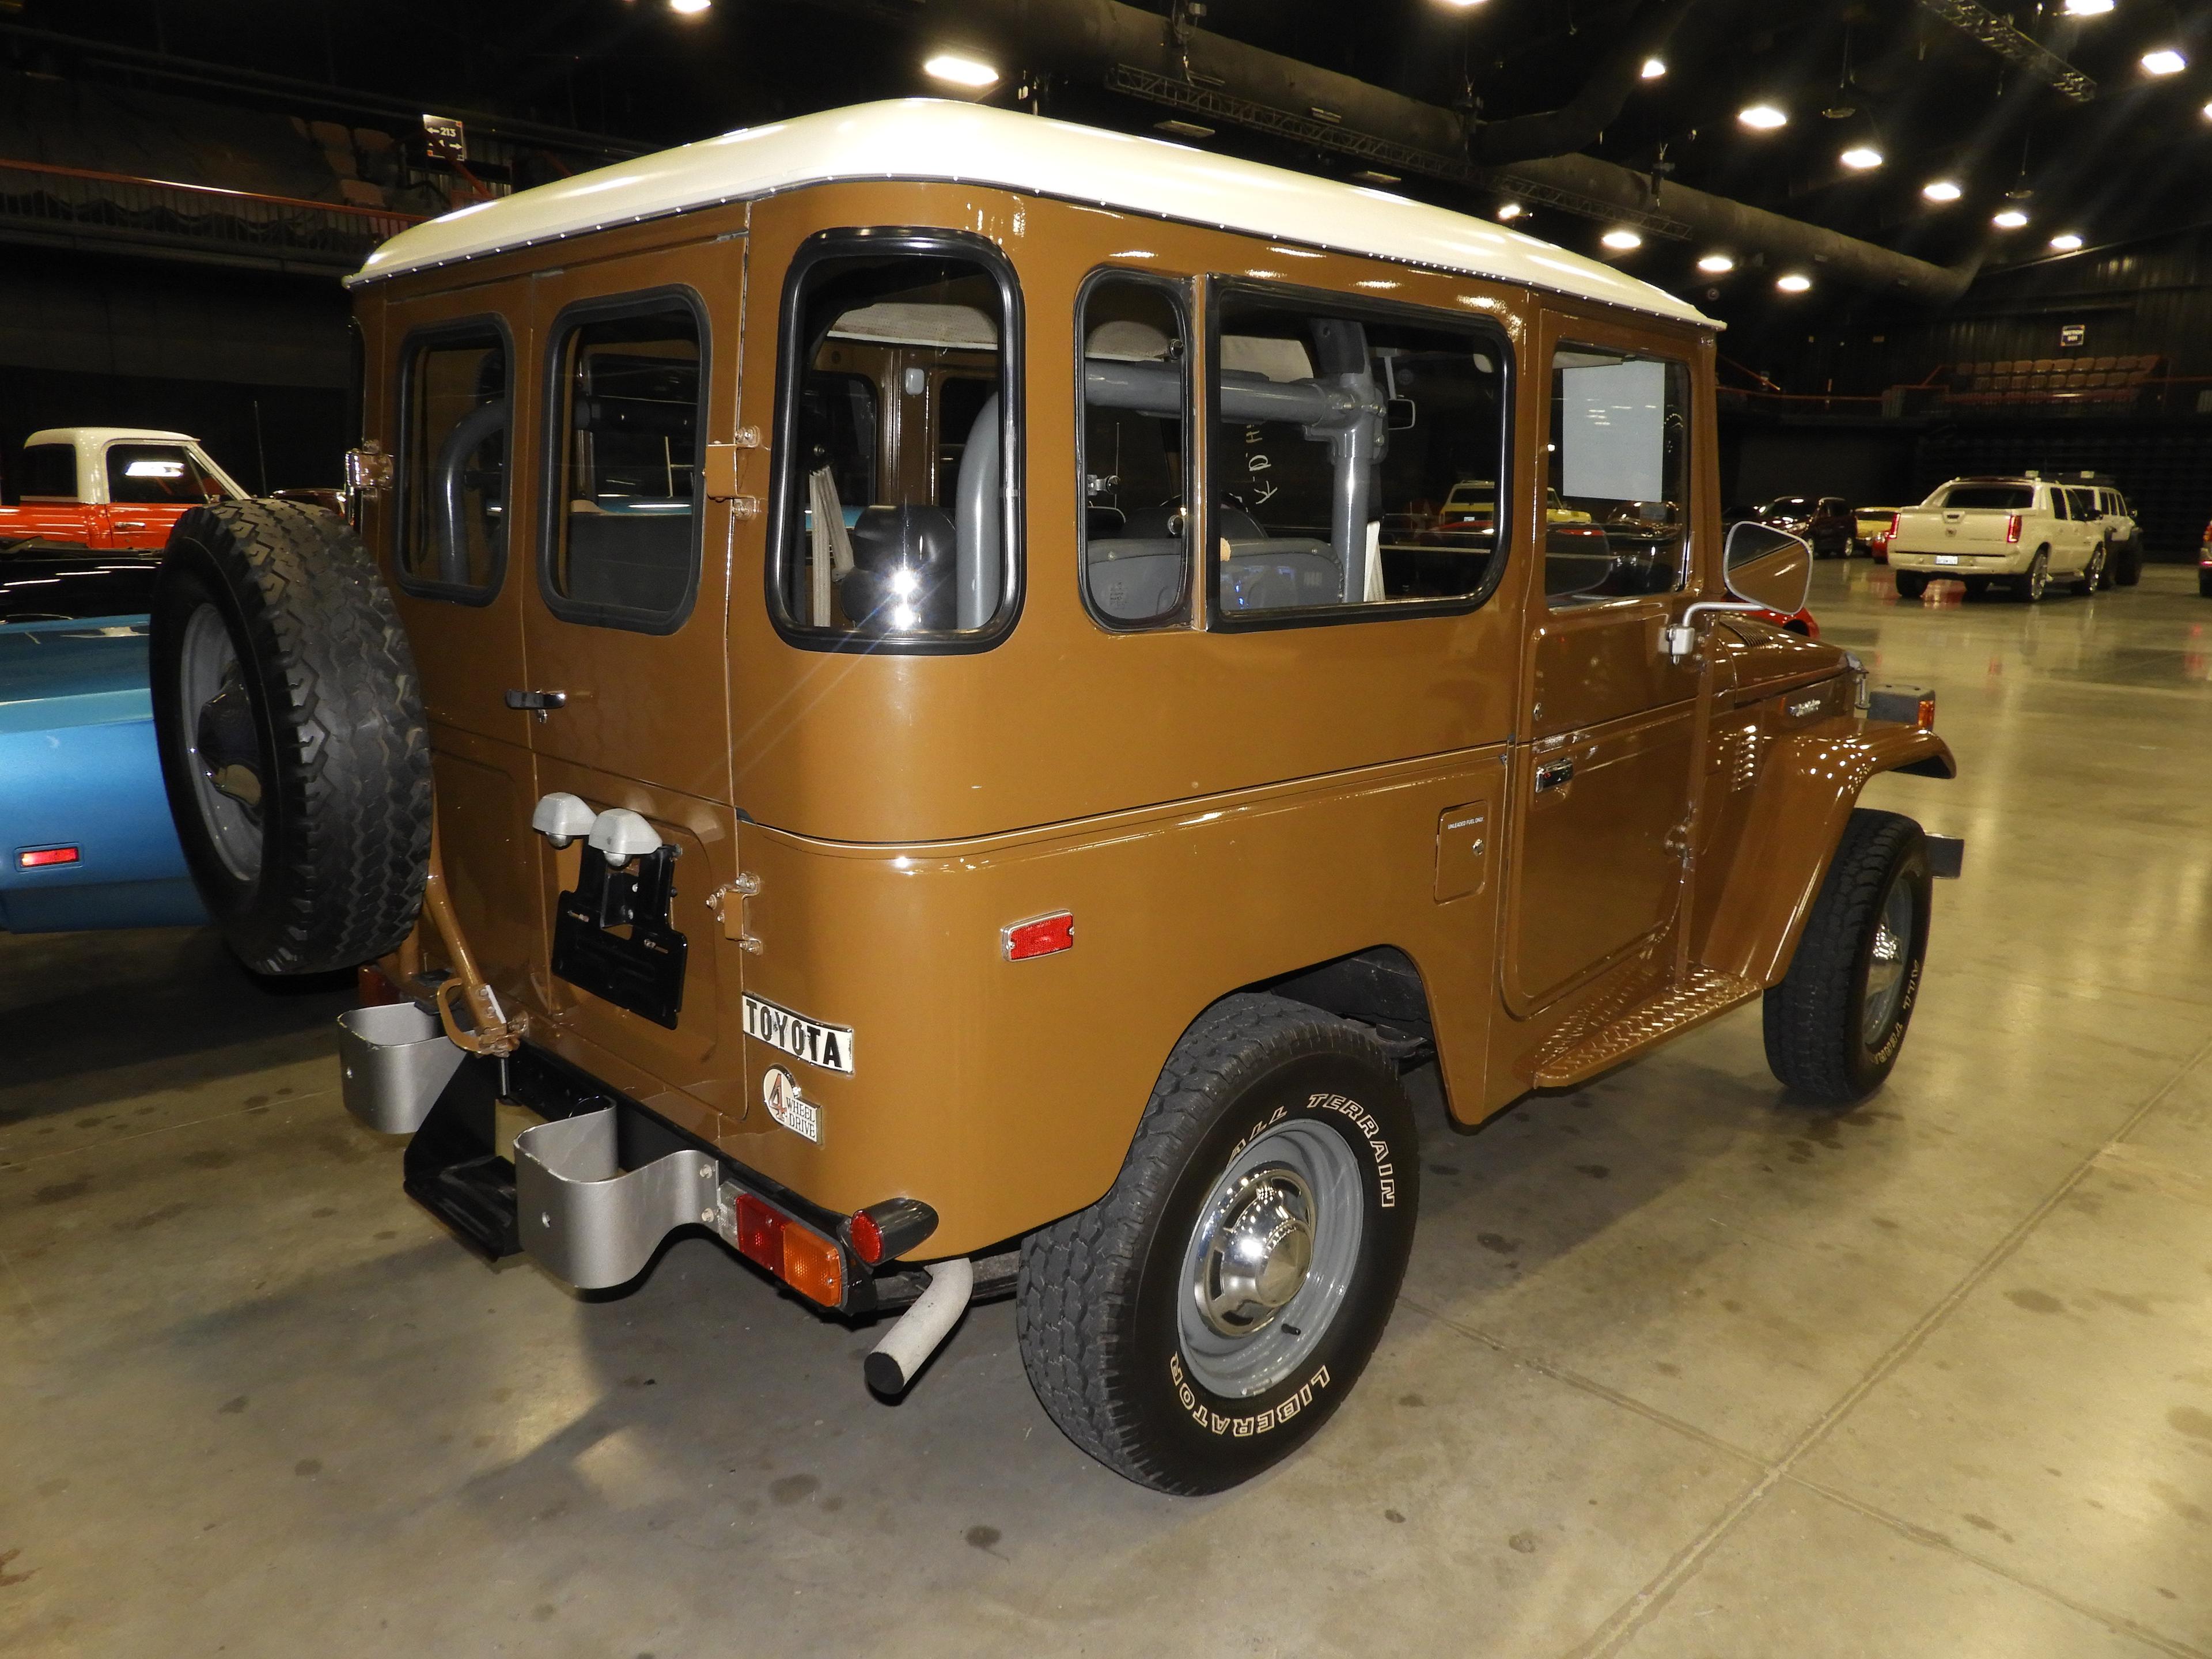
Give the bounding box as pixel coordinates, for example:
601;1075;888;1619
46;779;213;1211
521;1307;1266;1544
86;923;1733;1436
18;444;77;501
1209;290;1508;620
107;444;224;505
1547;346;1691;608
399;325;509;597
770;239;1018;644
2051;490;2070;521
544;296;704;631
1081;276;1190;628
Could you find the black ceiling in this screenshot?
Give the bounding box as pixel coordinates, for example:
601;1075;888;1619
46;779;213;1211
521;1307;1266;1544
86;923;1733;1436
11;0;2210;315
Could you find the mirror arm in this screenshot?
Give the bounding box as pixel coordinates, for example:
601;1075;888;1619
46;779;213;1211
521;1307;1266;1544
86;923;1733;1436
1662;600;1770;661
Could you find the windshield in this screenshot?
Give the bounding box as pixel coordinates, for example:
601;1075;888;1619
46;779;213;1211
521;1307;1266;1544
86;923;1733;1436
1933;483;2033;510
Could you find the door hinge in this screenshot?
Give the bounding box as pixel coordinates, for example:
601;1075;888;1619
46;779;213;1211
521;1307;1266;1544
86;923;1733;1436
708;872;764;953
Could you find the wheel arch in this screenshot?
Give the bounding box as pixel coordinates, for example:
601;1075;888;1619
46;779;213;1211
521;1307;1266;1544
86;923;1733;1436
1695;719;1953;989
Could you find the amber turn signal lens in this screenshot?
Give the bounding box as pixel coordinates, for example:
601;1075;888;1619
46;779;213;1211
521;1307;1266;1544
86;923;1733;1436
781;1225;844;1306
1917;695;1937;732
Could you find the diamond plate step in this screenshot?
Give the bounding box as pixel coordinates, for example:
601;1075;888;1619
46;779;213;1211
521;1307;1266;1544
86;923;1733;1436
1532;965;1760;1088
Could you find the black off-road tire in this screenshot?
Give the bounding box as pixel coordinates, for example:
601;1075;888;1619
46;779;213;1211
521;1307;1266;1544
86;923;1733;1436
1016;993;1419;1494
1763;809;1933;1105
1893;570;1929;599
150;502;430;974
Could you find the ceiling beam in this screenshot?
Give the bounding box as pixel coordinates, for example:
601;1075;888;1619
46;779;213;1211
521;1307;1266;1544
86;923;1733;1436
1912;0;2096;103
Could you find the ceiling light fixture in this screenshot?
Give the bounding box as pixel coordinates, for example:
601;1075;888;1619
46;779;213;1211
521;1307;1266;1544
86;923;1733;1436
923;52;1001;89
1993;208;2029;228
2142;49;2187;76
2062;0;2113;13
1776;272;1813;293
1840;146;1884;170
1641;58;1666;79
1434;0;1490;8
1921;179;1963;202
1697;253;1736;274
1601;228;1643;251
1497;201;1525;220
668;0;711;13
2048;232;2084;251
1738;103;1788;130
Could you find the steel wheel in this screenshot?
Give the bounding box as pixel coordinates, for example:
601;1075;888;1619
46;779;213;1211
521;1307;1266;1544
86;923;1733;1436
177;601;265;882
1177;1118;1364;1397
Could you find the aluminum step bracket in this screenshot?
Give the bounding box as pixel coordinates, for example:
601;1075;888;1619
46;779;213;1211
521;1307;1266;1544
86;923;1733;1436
337;1002;467;1134
512;1107;719;1290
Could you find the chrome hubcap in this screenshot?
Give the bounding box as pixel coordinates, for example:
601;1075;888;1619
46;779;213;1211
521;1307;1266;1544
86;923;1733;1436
1179;1118;1363;1398
1195;1165;1316;1337
1862;877;1916;1046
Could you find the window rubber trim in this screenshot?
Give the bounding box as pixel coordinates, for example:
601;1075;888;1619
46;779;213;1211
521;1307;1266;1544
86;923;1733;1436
763;226;1026;657
536;285;712;637
392;313;517;608
1075;266;1199;634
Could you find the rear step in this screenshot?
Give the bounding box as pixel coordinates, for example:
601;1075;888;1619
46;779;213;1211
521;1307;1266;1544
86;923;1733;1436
1532;965;1759;1088
402;1061;522;1260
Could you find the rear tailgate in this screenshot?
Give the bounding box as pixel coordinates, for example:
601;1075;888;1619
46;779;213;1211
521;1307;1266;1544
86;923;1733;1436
1890;506;2016;557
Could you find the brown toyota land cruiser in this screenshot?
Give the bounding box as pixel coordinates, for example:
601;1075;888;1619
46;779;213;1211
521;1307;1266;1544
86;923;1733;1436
149;101;1958;1495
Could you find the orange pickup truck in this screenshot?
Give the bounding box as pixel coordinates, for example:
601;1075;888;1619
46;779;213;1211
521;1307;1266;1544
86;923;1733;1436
0;427;245;551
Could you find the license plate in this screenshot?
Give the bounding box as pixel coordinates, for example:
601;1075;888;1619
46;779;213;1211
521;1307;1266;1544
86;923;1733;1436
1934;555;1959;565
742;994;855;1073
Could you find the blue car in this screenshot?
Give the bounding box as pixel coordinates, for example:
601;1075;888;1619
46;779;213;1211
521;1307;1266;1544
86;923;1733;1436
0;541;204;931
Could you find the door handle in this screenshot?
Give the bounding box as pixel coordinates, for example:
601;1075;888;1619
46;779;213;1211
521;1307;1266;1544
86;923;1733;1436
505;689;567;721
1535;756;1575;793
112;521;147;531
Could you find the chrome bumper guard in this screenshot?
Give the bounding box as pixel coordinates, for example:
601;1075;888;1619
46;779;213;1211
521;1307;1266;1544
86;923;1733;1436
513;1108;721;1290
338;1002;466;1134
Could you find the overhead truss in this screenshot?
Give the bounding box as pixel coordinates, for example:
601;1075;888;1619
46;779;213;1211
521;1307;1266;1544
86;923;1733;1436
1915;0;2096;103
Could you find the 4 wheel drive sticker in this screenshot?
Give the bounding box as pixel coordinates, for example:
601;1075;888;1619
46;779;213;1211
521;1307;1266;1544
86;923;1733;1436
1171;1353;1331;1437
741;994;854;1074
1306;1091;1397;1207
762;1066;821;1144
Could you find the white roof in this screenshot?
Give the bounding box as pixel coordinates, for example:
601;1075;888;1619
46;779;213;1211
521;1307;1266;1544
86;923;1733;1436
351;100;1714;328
24;428;246;503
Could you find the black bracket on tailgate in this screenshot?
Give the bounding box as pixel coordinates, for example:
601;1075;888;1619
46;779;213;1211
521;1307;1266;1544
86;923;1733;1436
551;843;688;1028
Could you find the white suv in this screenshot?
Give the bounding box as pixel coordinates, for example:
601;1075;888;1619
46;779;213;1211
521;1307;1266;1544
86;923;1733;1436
1888;476;2107;602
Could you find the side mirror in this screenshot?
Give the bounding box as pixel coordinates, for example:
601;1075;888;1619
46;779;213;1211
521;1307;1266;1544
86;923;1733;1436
1386;397;1417;431
1723;519;1812;615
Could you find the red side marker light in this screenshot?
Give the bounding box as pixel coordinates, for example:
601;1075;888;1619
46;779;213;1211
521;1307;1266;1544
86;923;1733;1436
18;846;79;868
1003;911;1074;961
847;1207;885;1265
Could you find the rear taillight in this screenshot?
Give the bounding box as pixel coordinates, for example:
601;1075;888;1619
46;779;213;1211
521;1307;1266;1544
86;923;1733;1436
2006;513;2022;544
733;1192;843;1306
1887;512;1900;538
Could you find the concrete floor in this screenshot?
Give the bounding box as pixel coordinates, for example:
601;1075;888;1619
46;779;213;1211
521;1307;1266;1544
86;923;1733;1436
5;560;2210;1658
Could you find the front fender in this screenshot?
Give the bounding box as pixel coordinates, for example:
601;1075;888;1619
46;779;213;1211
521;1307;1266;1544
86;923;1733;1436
1698;717;1955;987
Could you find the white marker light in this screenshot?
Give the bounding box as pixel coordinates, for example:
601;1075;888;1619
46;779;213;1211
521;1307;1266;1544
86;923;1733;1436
923;53;1001;89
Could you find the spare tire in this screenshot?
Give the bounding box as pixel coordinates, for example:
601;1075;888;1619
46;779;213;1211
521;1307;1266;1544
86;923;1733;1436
150;501;430;974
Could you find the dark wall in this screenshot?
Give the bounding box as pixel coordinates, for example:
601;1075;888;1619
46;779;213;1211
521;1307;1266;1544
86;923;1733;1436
1721;423;1918;513
0;249;353;494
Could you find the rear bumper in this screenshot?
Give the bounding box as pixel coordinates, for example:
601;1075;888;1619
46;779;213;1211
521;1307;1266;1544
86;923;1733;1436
337;1010;919;1313
1888;547;2029;575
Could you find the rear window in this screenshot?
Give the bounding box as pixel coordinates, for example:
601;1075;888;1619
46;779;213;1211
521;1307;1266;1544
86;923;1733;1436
17;444;76;501
543;294;706;632
1932;484;2033;510
107;444;226;506
398;323;510;600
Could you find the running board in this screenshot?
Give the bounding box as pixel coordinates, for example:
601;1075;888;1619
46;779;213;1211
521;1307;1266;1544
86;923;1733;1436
1532;966;1760;1088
